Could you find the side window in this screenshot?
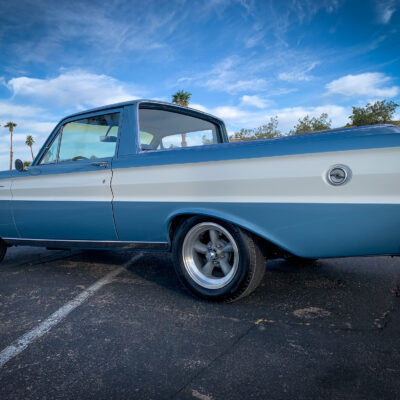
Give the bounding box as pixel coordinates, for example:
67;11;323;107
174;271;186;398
39;112;119;165
138;108;221;151
59;113;119;162
40;133;60;165
140;131;154;149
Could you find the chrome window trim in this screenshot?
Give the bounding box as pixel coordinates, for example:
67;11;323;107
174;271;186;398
38;127;63;166
137;102;227;153
34;107;124;167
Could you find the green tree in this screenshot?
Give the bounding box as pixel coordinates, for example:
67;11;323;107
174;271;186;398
172;90;192;146
230;116;281;141
25;135;35;161
172;90;192;106
253;116;281;139
230;128;255;142
4;122;17;170
202;135;214;145
349;100;399;126
290;113;331;135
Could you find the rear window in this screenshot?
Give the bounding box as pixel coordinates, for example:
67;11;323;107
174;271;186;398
138;108;221;151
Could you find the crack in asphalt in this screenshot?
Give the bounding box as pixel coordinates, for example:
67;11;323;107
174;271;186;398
170;321;257;400
373;278;400;331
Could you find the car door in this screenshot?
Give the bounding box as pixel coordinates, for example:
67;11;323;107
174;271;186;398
111;103;226;244
11;110;121;242
0;171;19;238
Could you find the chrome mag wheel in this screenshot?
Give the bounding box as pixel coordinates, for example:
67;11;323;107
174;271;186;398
182;222;239;290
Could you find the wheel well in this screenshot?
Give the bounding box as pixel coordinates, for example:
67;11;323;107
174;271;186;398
168;213;289;259
168;214;195;245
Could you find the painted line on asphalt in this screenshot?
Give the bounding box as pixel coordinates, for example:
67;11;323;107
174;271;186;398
0;253;143;368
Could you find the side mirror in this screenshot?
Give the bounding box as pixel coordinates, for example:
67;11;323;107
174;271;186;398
15;159;25;172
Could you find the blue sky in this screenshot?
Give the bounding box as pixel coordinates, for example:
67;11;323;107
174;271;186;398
0;0;399;169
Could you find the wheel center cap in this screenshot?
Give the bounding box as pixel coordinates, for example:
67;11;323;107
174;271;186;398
209;250;217;260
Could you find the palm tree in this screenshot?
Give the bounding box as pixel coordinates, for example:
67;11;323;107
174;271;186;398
172;90;192;106
172;90;192;146
4;122;17;170
25;135;35;161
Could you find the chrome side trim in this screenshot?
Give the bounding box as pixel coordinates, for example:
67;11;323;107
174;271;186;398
2;238;169;250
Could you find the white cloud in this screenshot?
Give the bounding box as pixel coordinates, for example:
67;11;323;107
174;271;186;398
0;154;9;170
1;1;254;68
0;118;57;170
289;0;342;23
0;1;183;66
271;105;348;132
6;70;142;109
210;77;269;94
325;73;399;98
178;56;270;94
241;0;342;48
212;106;253;121
376;0;398;23
278;62;319;82
240;95;270;109
0;69;144;171
244;31;265;49
189;103;209;113
0;102;44;119
0;104;56;170
194;102;349;133
177;50;322;96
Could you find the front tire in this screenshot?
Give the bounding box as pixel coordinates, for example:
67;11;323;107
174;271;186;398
172;217;266;302
0;239;7;264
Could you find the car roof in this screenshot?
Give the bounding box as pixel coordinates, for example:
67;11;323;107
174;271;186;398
61;99;222;123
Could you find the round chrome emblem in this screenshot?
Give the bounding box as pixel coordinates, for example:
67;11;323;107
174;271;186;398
327;165;351;186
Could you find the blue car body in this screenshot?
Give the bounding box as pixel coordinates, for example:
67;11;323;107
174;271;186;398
1;100;399;259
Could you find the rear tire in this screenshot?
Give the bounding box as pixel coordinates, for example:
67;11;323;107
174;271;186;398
0;239;7;264
172;217;266;302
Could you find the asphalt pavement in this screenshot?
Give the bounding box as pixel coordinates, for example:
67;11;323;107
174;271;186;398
0;246;399;399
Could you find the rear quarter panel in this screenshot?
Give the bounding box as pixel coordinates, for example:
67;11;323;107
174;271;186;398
111;125;400;258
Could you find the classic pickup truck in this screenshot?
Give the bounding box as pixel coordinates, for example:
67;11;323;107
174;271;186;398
1;100;399;301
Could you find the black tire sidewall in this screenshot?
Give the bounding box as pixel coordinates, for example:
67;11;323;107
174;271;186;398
172;217;254;300
0;239;6;264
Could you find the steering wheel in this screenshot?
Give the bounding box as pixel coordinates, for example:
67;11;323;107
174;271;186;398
72;155;88;161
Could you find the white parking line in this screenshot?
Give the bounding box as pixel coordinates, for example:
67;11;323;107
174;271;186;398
0;253;143;368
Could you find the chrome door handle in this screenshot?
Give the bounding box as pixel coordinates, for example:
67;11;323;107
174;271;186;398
91;162;108;168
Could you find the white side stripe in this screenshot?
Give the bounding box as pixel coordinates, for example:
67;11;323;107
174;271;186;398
111;147;400;205
0;253;142;368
